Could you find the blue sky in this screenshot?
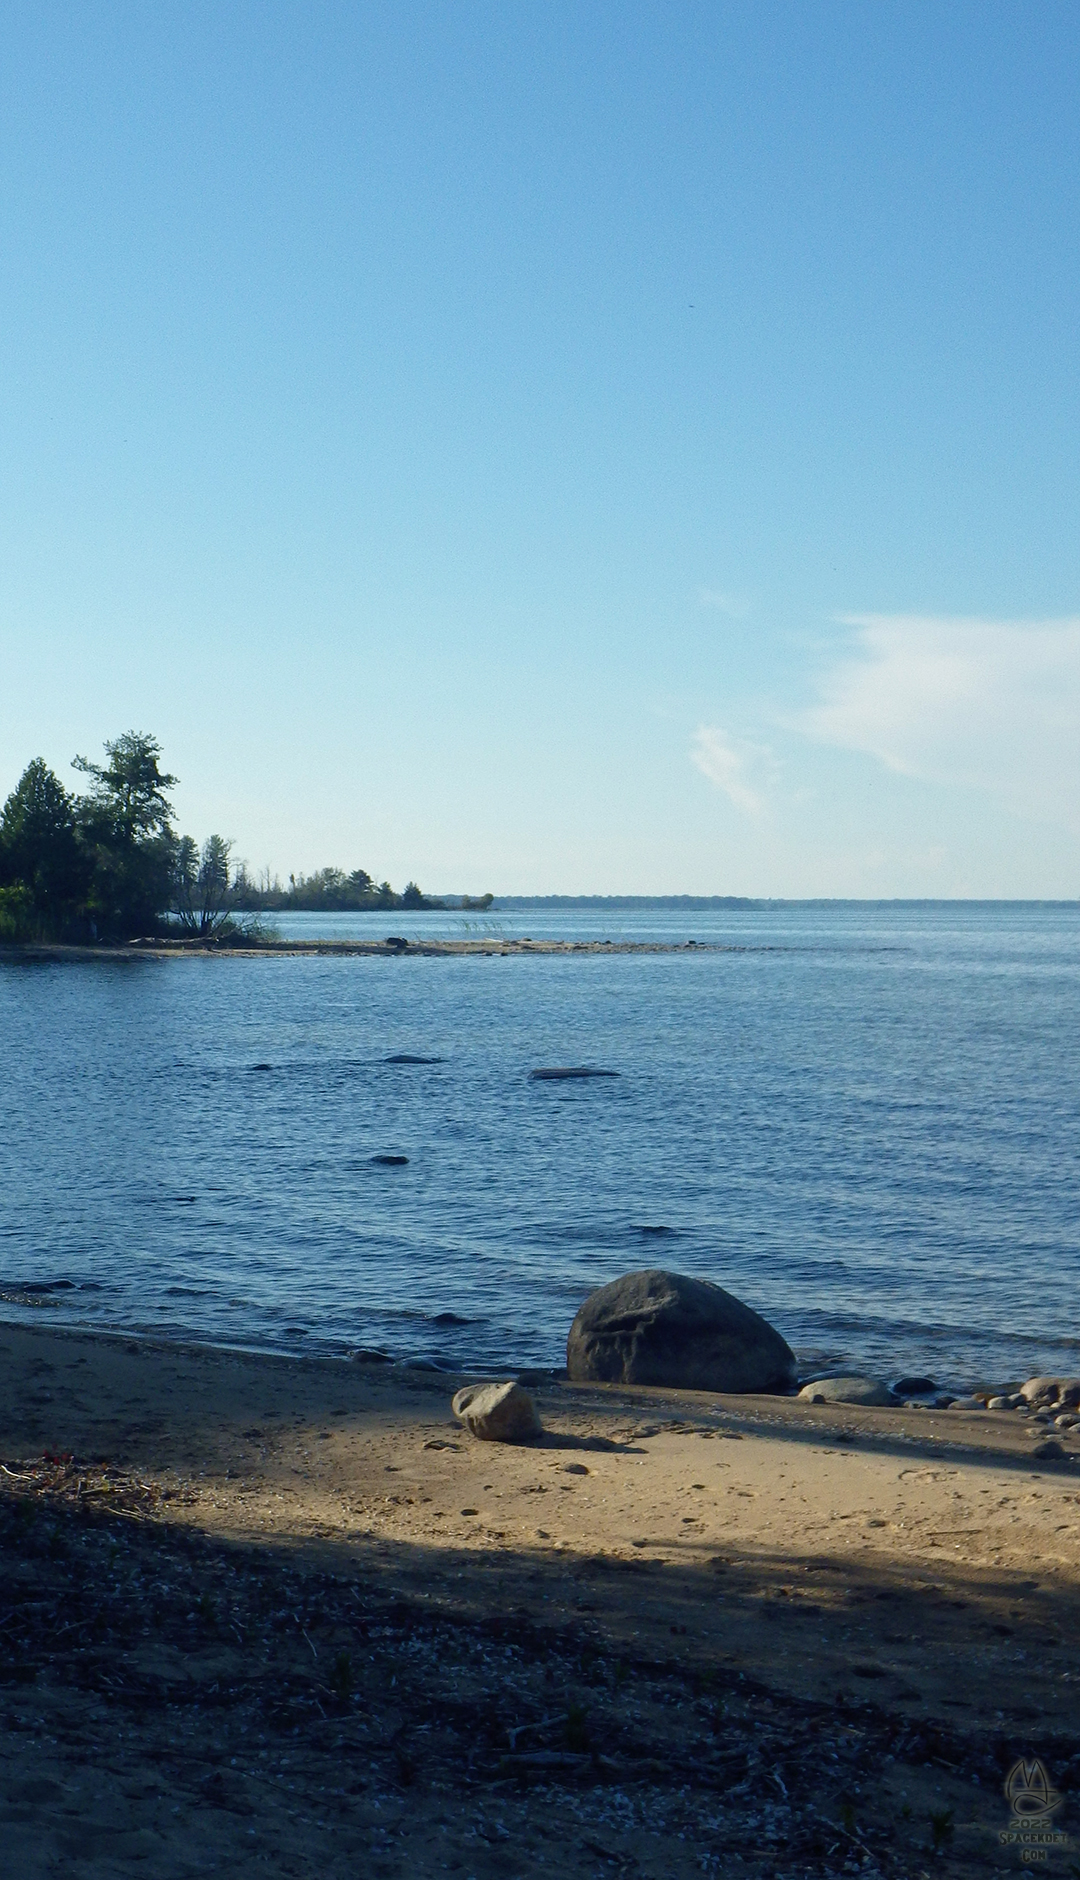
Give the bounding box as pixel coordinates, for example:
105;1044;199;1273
1;2;1078;895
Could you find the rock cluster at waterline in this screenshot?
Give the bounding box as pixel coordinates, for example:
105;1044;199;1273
565;1269;797;1394
793;1372;1080;1445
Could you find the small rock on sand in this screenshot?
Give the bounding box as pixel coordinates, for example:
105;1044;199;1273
798;1377;894;1407
452;1380;542;1443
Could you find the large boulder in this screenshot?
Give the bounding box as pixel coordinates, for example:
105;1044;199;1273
566;1270;796;1394
1021;1376;1080;1408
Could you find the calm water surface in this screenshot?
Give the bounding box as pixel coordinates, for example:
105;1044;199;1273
2;902;1078;1391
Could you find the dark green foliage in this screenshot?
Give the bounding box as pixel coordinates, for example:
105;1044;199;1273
1;729;463;943
928;1805;955;1852
564;1701;591;1752
329;1648;354;1702
71;732;178;938
0;882;33;940
231;865;446;912
0;758;89;938
72;732;177;844
174;834;238;937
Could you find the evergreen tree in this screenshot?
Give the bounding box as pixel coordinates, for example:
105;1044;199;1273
174;834;237;937
0;759;88;937
73;732;178;937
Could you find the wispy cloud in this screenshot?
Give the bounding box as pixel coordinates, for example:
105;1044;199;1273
697;588;750;618
799;614;1080;823
690;727;763;813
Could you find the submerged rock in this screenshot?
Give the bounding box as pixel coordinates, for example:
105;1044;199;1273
6;1279;74;1294
530;1067;619;1080
566;1270;796;1394
452;1380;542;1443
798;1376;894;1408
370;1154;409;1166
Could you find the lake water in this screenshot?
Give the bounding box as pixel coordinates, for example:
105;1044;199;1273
2;901;1078;1393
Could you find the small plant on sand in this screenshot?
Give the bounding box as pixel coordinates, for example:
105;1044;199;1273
393;1742;416;1787
330;1649;353;1703
564;1703;590;1753
928;1806;955;1854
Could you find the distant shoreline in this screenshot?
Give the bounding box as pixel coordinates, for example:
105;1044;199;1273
492;894;1080;907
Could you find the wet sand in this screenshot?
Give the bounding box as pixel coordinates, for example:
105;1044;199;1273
1;1321;1078;1877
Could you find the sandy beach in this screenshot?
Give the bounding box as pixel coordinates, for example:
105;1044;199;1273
1;1322;1077;1877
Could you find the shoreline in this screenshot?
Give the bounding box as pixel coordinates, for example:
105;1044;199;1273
0;1293;1072;1411
1;1318;1077;1875
2;937;731;959
0;1299;1055;1405
2;1284;1074;1407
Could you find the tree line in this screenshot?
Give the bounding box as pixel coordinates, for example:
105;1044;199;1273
229;866;453;913
0;733;470;943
